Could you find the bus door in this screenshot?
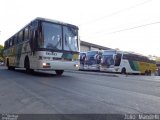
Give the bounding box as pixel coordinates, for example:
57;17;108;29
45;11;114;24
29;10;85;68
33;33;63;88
114;53;122;66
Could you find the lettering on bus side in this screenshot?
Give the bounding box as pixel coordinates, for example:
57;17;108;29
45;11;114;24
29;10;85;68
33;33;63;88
46;52;57;56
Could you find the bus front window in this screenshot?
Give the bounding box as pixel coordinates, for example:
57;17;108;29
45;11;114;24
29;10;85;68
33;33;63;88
42;22;62;50
63;26;79;52
102;55;114;67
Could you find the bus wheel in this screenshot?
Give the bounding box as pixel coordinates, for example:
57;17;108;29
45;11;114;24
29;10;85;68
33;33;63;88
7;59;12;70
10;66;15;70
145;70;149;75
148;70;151;76
24;57;33;74
55;70;64;76
121;68;126;74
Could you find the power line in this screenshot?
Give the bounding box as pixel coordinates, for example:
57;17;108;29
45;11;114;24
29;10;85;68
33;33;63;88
107;21;160;34
84;21;160;39
80;0;153;26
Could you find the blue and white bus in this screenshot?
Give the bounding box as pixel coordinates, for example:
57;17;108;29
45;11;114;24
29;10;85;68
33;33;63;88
84;50;102;71
79;52;86;70
3;17;80;75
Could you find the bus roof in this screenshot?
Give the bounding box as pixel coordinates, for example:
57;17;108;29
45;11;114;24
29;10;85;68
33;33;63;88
34;17;79;29
4;17;79;44
103;50;148;57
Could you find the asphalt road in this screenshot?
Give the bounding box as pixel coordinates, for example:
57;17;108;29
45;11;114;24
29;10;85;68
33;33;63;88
0;66;160;114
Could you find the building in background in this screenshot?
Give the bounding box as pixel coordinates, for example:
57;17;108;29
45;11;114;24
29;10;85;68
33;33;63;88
80;40;111;52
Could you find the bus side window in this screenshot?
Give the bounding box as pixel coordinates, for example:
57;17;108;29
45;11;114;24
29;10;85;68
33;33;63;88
4;41;6;49
9;38;12;47
13;35;17;44
6;41;9;48
24;27;29;41
28;25;32;40
16;35;18;44
29;24;38;52
6;41;8;48
17;32;20;44
12;37;14;46
18;31;24;43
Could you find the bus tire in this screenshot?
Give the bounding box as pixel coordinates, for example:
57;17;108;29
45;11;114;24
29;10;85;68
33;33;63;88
121;68;126;74
10;66;15;70
148;70;151;76
6;59;12;70
145;70;149;75
24;57;33;74
55;70;64;76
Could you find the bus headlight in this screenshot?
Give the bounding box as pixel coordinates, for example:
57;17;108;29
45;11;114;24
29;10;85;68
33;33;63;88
42;63;51;68
74;64;79;68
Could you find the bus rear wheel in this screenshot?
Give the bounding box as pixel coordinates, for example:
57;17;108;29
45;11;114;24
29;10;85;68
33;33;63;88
7;59;10;69
145;70;151;76
148;70;151;76
55;70;64;76
7;59;15;70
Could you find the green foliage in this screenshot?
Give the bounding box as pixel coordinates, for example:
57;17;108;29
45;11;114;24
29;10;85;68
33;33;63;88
0;45;3;49
0;45;4;61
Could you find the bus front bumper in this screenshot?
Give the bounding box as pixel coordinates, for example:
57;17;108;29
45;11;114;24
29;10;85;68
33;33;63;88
37;60;80;71
100;67;118;72
84;64;100;71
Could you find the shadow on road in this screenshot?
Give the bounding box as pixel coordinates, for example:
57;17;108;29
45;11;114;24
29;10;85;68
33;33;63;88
0;66;63;77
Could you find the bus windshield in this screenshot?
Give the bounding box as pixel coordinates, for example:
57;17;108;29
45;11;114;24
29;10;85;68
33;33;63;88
63;26;78;52
40;22;79;52
102;55;114;66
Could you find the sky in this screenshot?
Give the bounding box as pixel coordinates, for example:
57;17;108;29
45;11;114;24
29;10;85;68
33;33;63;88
0;0;160;56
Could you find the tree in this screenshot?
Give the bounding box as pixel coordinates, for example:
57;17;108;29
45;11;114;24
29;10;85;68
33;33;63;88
0;45;4;61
